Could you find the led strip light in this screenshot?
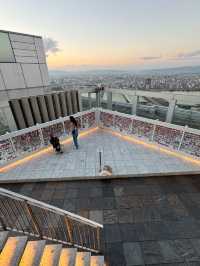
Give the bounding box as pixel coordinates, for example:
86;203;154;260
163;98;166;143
0;127;98;173
1;126;200;174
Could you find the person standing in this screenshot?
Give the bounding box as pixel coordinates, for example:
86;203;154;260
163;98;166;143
70;116;79;149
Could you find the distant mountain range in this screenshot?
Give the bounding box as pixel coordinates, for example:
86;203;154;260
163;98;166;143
140;65;200;75
49;69;128;77
49;65;200;77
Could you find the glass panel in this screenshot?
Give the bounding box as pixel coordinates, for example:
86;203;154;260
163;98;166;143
0;32;15;62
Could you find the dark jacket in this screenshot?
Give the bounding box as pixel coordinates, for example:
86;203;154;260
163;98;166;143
50;136;60;151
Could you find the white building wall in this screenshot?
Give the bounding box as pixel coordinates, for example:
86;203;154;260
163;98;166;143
0;63;26;89
0;71;6;91
39;64;49;86
0;30;50;133
21;64;43;87
34;37;46;64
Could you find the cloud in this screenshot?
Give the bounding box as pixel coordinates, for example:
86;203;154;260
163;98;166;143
176;50;200;59
140;56;162;61
43;37;60;56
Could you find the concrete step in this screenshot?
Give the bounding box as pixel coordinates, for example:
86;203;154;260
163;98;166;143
59;248;77;266
0;231;9;251
19;240;46;266
0;231;104;266
0;236;28;266
39;244;62;266
75;252;91;266
90;256;104;266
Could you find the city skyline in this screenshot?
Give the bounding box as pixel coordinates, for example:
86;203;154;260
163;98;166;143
0;0;200;70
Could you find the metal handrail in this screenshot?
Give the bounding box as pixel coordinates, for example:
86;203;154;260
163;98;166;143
0;188;103;253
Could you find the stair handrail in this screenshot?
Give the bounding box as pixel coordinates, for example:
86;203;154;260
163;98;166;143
0;187;103;253
0;188;102;228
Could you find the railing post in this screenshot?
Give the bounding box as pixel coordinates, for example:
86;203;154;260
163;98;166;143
178;125;187;151
37;124;45;147
64;216;73;244
80;113;83;129
97;147;103;173
61;117;66;135
95;108;100;127
9;135;17;156
97;227;101;251
151;121;158;141
25;201;42;237
131;118;135;135
112;112;116;130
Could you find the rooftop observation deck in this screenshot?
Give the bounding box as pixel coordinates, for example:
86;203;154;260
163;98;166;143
0;108;200;182
1;108;200;266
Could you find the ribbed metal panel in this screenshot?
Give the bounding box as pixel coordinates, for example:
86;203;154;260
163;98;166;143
20;98;35;127
59;92;68;116
37;95;49;122
52;93;62;118
65;91;73;115
29;96;42;124
9;99;26;129
45;94;56;120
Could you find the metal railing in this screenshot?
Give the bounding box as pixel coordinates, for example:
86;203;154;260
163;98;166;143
0;188;103;253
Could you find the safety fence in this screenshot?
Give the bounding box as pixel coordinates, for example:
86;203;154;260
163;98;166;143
0;110;96;165
1;108;200;166
99;109;200;157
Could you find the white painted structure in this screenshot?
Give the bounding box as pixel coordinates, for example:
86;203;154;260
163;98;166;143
0;108;200;182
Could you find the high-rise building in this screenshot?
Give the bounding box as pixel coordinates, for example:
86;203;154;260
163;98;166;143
0;30;80;134
0;30;49;132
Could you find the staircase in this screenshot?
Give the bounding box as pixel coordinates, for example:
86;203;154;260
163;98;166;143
0;188;104;266
0;231;105;266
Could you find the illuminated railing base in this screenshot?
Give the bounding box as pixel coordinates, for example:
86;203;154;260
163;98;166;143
0;108;200;171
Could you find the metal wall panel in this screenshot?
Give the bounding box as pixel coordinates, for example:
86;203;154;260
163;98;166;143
29;96;42;124
53;93;62;118
45;94;56;120
59;92;68;116
9;99;26;129
20;97;35;127
37;95;49;122
65;91;73;115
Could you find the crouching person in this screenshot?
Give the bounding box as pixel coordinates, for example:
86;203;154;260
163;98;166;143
50;134;63;154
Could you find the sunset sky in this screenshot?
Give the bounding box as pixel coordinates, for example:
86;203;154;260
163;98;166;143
0;0;200;70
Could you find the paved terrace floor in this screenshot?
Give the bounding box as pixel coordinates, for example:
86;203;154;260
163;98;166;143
1;174;200;266
0;128;200;182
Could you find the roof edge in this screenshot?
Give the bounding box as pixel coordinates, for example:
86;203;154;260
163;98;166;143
0;29;42;38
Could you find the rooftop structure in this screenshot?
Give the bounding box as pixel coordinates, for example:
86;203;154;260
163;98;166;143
0;108;200;182
0;30;200;266
0;30;81;134
0;30;49;132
